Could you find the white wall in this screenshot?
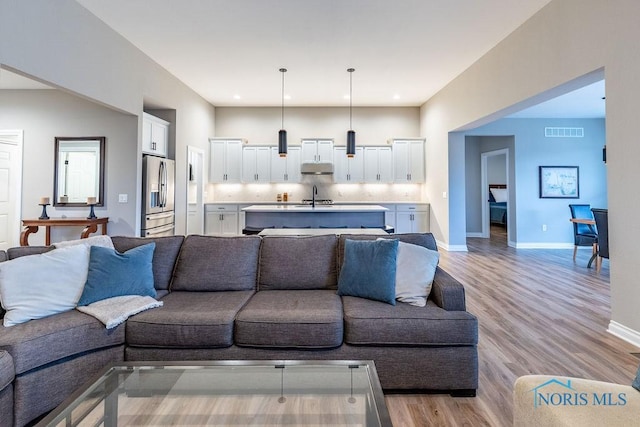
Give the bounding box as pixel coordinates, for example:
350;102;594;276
215;107;420;146
487;155;506;186
420;0;640;337
0;90;137;244
0;0;216;235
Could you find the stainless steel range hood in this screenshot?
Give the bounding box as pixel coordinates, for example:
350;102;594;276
300;162;334;175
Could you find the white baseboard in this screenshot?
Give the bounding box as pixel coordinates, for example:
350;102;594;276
508;240;517;248
436;239;468;252
608;321;640;349
466;232;483;238
514;242;574;249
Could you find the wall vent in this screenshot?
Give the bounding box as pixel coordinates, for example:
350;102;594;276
544;127;584;138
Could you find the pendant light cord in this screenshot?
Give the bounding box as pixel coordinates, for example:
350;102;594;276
348;68;355;130
280;68;286;129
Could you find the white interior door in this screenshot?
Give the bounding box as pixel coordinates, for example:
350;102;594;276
0;130;23;250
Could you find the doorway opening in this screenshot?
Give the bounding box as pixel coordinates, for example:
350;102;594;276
481;148;510;245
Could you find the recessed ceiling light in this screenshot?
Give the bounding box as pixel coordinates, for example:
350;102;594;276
343;94;350;100
284;94;291;100
393;94;400;100
233;94;241;100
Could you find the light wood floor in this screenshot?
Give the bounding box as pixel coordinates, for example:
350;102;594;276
385;226;639;426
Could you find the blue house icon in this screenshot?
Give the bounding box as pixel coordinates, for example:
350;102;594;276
528;378;575;408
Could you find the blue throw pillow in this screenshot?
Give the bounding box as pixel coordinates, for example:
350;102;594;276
337;239;398;305
633;365;640;392
77;243;156;306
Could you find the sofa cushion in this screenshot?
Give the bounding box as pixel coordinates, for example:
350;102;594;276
0;350;14;392
6;246;53;259
0;310;125;375
259;235;338;290
112;235;184;292
337;239;398;305
171;235;261;291
126;291;254;348
341;296;478;346
235;290;343;349
78;243;156;306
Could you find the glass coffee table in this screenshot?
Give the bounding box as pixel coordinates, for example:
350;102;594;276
37;360;391;427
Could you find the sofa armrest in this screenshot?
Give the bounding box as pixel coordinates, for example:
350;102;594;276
514;375;640;427
430;267;466;311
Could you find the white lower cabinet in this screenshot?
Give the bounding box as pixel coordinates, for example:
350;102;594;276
205;204;239;235
395;204;430;233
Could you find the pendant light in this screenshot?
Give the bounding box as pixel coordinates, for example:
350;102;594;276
346;68;356;158
278;68;288;157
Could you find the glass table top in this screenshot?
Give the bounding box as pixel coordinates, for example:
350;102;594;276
37;360;391;427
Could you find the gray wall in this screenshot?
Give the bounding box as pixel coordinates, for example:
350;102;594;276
1;0;216;236
464;118;606;246
215;107;420;146
0;89;138;244
487;155;506;185
465;136;512;236
420;0;640;334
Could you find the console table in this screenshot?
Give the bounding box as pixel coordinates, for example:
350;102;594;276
20;217;109;246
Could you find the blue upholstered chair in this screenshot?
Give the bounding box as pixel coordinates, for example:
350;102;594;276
569;204;598;262
591;208;609;272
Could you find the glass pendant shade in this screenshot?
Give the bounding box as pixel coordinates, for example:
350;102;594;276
347;130;356;158
279;129;287;157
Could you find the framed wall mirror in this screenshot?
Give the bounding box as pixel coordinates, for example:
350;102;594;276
53;136;106;207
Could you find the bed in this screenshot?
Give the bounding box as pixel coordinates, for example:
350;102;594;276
489;184;507;227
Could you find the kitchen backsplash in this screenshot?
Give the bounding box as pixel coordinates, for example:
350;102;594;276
207;180;425;203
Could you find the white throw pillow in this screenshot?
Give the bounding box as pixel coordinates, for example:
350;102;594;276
0;245;90;326
54;235;114;250
395;241;440;307
490;188;508;203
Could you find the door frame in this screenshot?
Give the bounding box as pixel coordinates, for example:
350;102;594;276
0;130;24;248
186;145;205;235
481;148;510;241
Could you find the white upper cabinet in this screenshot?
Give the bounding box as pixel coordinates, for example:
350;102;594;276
363;146;393;183
209;139;243;183
270;146;301;183
393;139;425;183
242;146;271;183
333;146;364;183
142;113;169;157
301;140;333;163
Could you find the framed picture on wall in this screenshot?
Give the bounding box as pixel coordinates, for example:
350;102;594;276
539;166;579;198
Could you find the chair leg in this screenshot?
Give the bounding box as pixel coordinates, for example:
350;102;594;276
573;246;578;262
596;256;602;273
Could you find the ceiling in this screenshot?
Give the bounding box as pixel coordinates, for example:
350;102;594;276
3;1;606;119
74;0;555;107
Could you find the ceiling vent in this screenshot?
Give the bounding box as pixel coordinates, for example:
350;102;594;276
545;127;584;138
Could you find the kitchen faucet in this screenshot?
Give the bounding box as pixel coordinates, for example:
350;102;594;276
312;185;318;208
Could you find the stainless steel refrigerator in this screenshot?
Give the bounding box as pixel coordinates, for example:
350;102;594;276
141;155;175;237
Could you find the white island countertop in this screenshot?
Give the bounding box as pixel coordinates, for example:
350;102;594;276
241;204;389;212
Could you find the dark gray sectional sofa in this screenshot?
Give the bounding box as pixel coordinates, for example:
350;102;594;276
0;232;478;427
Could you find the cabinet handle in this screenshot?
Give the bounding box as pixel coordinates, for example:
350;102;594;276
219;214;223;221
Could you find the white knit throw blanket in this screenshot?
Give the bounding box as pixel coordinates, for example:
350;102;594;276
77;295;162;329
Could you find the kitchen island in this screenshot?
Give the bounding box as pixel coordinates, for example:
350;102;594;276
242;204;389;230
